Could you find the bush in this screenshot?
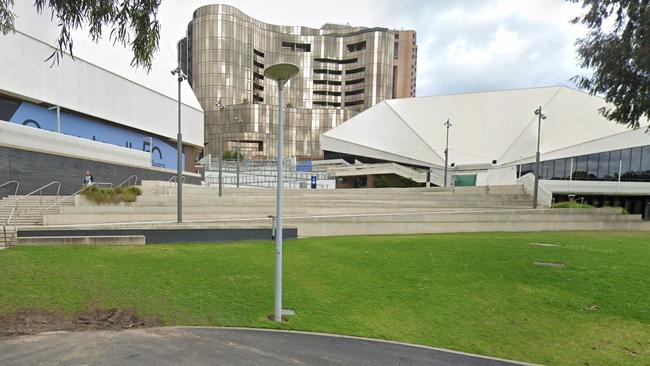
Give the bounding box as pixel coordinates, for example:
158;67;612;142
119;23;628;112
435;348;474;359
81;186;142;204
552;201;593;209
374;176;389;188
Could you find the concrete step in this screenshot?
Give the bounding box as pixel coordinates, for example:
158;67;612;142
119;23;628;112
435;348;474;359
44;208;630;226
297;220;650;237
15;235;146;246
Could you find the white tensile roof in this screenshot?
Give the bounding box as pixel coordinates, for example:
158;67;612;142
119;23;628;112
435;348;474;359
321;86;650;168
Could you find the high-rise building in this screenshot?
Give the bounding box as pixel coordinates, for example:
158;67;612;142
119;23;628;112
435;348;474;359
179;4;417;159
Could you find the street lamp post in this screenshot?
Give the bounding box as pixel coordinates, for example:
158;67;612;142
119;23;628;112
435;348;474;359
264;63;300;322
443;118;452;187
235;116;243;188
533;106;546;209
171;66;187;223
216;100;225;197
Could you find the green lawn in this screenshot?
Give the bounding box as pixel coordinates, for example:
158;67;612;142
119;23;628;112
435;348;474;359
1;232;649;365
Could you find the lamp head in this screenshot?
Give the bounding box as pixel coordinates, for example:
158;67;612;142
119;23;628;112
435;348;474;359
264;63;300;82
215;99;225;111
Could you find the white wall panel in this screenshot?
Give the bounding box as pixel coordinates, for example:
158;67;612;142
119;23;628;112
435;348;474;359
0;31;204;147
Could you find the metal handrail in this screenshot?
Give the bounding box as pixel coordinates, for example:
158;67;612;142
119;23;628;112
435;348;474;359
116;175;139;188
3;207;16;246
44;186;86;211
94;182;113;188
0;181;61;210
5;207;15;225
0;180;20;196
168;176;185;183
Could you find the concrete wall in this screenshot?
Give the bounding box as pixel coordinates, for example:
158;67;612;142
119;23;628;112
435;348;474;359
0;146;201;195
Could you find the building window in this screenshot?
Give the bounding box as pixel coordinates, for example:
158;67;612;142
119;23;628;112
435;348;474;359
631;146;643;179
345;89;364;96
587;153;599;179
347;67;365;75
345;99;364;106
542;160;554;179
597;151;610;180
282;41;311;52
346;41;366;52
553;158;566;180
314;69;342;75
608;150;621;179
346;78;364;85
394;42;399;59
314;57;357;64
641;146;650;180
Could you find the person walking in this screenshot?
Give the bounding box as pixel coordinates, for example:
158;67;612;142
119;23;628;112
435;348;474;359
83;170;95;186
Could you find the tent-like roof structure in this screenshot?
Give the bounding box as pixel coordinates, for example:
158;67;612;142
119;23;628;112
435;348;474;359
321;86;650;168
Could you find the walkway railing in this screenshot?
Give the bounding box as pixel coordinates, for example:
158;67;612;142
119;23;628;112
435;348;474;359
0;180;20;196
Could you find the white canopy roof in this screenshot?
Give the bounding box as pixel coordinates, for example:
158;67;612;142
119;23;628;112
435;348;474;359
322;86;649;168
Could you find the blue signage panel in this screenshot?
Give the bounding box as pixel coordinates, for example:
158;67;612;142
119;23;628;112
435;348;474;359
4;100;183;170
296;160;312;172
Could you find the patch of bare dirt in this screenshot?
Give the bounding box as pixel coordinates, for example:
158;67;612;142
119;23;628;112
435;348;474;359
0;308;161;338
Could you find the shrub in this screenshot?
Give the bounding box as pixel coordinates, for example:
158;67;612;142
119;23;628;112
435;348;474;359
374;175;389;188
81;186;142;204
552;201;593;209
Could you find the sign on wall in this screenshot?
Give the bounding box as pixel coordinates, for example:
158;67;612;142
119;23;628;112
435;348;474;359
0;97;183;170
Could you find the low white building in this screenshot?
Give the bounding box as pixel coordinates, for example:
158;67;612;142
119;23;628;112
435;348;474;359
321;86;650;215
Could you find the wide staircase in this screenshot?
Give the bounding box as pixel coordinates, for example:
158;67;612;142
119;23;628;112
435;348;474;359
8;180;646;244
0;195;75;246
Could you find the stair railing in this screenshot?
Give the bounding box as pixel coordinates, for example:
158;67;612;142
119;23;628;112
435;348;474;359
0;180;20;196
2;208;15;247
116;175;139;188
0;181;61;211
43;186;87;212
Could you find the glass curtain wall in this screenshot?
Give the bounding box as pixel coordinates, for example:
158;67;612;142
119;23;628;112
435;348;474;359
517;145;650;182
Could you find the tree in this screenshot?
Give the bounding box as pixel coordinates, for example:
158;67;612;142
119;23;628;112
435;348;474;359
0;0;161;70
570;0;650;130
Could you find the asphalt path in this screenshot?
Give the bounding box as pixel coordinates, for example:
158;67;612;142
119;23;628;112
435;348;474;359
0;327;535;366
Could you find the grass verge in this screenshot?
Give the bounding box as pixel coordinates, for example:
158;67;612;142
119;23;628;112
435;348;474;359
0;232;649;365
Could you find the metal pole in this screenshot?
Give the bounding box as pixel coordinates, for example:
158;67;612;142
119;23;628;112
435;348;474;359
532;106;542;209
617;158;622;192
177;76;183;223
56;106;60;133
237;117;241;188
443;119;451;187
218;133;223;197
568;157;573;192
275;80;286;322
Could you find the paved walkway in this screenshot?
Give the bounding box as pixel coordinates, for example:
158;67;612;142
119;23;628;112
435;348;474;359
0;327;533;366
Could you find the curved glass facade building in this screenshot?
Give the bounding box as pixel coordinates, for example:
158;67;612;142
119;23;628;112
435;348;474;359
179;4;417;159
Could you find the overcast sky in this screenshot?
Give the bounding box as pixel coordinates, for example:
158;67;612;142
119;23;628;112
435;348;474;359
13;0;589;98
